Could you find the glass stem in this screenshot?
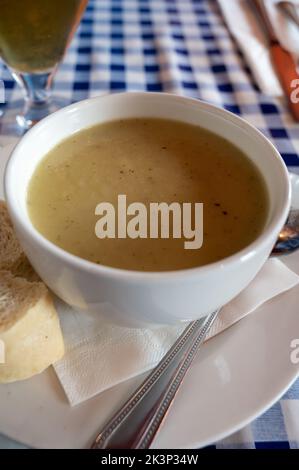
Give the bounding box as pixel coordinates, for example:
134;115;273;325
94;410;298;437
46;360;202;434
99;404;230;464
12;70;55;130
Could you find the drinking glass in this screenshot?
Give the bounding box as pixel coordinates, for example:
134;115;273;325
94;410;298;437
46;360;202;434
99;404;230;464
0;0;88;132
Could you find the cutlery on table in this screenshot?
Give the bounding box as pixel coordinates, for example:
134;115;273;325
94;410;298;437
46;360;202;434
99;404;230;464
91;209;299;449
252;0;299;121
91;310;220;449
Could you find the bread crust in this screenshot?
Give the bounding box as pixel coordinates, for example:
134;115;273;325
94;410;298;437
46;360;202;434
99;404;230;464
0;201;65;382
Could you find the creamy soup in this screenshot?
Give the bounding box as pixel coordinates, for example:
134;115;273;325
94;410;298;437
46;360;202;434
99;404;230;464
27;118;268;271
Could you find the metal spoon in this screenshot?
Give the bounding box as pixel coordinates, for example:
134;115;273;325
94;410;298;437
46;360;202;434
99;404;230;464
272;209;299;254
91;210;299;449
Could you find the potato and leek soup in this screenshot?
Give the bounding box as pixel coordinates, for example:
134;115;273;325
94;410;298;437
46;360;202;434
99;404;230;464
27;118;268;271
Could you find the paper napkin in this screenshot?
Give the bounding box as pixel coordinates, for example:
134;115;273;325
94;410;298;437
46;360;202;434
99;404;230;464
218;0;299;96
54;258;299;406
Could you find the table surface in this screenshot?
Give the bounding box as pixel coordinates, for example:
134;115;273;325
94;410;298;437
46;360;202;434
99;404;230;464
0;0;299;450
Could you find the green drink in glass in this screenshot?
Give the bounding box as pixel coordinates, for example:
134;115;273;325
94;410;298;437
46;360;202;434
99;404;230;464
0;0;88;131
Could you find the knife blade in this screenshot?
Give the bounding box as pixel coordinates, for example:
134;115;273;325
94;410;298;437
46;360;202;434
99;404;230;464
252;0;299;121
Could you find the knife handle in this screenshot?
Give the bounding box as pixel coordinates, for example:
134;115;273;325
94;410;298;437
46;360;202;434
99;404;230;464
91;310;220;449
270;43;299;121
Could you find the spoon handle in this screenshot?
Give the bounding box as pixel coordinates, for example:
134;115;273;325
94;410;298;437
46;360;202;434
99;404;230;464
91;309;219;449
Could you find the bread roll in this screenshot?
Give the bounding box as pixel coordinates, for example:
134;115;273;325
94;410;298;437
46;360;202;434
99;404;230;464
0;201;64;382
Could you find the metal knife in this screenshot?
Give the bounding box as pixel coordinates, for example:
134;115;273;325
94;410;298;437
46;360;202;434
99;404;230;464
252;0;299;121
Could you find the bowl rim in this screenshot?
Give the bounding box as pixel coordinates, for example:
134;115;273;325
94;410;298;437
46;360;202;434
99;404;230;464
4;91;291;282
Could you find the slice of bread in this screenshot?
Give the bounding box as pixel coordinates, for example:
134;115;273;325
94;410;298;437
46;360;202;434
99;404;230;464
0;200;39;281
0;201;24;272
0;201;64;383
0;271;64;382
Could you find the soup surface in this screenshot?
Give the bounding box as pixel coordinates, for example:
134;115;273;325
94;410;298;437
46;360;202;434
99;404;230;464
27;118;268;271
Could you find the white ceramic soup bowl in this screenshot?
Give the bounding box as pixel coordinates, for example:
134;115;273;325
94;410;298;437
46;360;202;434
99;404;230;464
4;92;290;327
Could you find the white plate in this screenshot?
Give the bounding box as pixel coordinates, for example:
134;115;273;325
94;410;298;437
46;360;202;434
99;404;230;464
0;142;299;448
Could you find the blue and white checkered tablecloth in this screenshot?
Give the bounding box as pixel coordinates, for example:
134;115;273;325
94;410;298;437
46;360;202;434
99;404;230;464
0;0;299;450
